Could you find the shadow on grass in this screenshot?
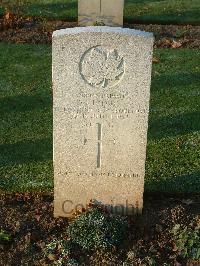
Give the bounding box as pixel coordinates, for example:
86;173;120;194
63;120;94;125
145;171;200;195
151;72;200;91
125;0;166;4
16;1;77;20
0;94;51;113
148;111;200;140
125;9;200;25
3;0;199;25
0;138;52;167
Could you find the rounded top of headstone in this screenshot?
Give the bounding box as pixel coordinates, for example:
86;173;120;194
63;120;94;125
53;26;154;39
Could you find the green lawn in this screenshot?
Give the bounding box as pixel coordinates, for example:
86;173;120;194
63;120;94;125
0;43;199;194
1;0;200;25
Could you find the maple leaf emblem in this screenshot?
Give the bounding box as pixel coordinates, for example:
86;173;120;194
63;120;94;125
80;46;125;88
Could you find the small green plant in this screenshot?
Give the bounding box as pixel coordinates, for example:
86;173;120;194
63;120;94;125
68;208;128;251
66;259;79;266
175;29;188;38
0;229;11;242
124;250;159;266
171;224;200;260
44;239;75;266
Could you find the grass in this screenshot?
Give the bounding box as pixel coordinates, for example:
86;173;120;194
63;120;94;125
146;49;200;193
0;43;52;191
0;43;199;194
1;0;200;25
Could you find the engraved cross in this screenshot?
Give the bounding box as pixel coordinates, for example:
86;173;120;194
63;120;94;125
84;123;116;169
97;123;102;168
99;0;102;15
97;123;116;168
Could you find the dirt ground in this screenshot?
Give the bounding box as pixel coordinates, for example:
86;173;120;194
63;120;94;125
0;193;199;265
0;14;200;48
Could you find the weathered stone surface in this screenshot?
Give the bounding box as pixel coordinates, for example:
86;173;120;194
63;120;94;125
53;27;154;217
78;0;124;27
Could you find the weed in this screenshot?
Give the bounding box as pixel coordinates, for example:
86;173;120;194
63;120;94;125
0;229;11;242
171;224;200;260
68;208;128;251
44;239;75;265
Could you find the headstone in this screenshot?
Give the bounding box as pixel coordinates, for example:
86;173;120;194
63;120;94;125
53;27;154;217
78;0;124;27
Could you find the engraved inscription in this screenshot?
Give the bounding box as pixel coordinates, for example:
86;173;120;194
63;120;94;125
80;46;125;89
54;106;146;120
61;171;140;178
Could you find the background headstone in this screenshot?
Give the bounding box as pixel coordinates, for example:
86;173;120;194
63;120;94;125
53;27;154;217
78;0;124;27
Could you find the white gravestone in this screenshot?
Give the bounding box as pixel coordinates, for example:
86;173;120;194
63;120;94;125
78;0;124;27
53;27;154;217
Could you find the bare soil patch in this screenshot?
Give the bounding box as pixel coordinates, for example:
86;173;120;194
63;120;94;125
0;192;199;265
0;14;199;48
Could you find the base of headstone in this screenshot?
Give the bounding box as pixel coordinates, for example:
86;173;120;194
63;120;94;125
78;0;124;27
